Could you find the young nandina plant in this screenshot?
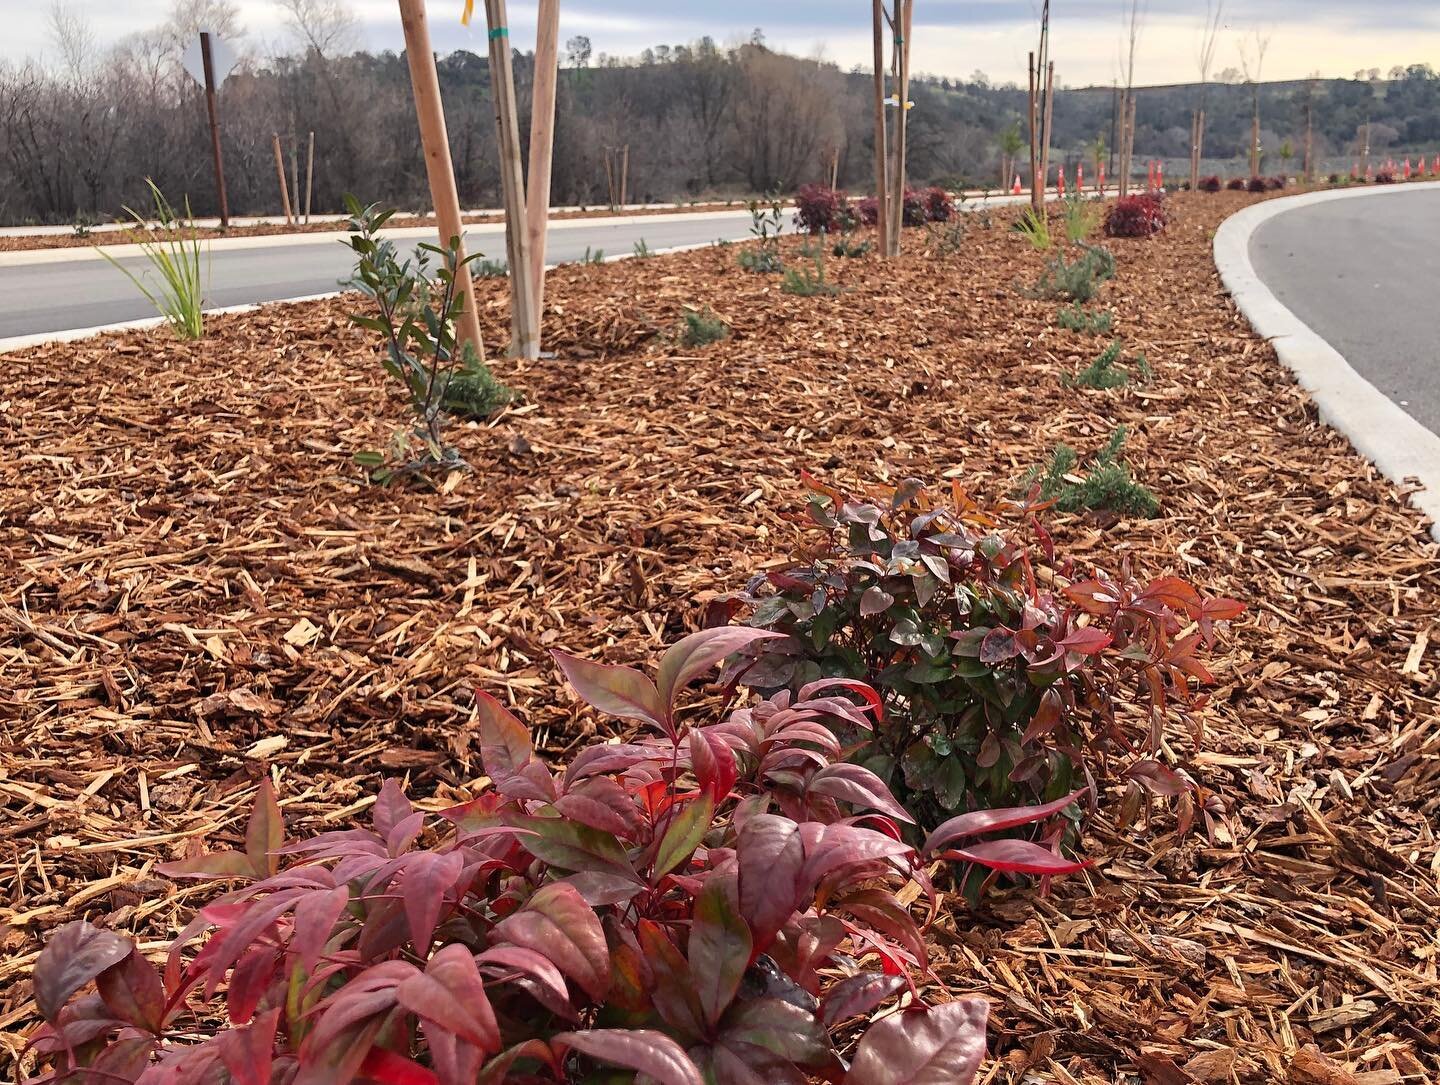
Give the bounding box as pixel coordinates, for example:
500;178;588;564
719;477;1242;835
794;184;857;235
27;627;1091;1085
1245;176;1269;194
1103;194;1167;239
1197;175;1222;193
1226;177;1247;191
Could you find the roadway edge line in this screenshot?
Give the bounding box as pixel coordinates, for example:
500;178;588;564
1213;181;1440;542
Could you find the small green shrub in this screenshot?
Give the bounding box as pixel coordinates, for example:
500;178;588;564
832;236;873;257
680;306;730;346
443;351;516;419
1067;339;1150;390
781;254;840;296
473;257;508;278
1056;303;1114;334
1012;206;1052;250
1020;427;1159;517
926;217;968;256
1031;242;1116;302
738;246;784;273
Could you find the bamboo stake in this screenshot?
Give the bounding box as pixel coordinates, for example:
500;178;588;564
483;0;537;359
620;144;629;207
1040;60;1055;202
289;127;300;223
870;0;889;258
830;146;839;190
304;131;315;223
1028;52;1040;210
524;0;559;350
397;0;483;360
1128;97;1138;192
272;134;294;224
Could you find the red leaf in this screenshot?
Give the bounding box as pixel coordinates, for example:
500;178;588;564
978;627;1020;665
820;973;905;1028
1063;579;1122;616
1059;626;1112;655
799;824;912;891
473;691;554;802
359;1048;440;1085
552;1029;704;1085
396;944;500;1053
690;727;738;803
656;627;784;710
402;850;465;953
554;777;643;838
95;947;166;1034
797;678;884;727
290;885;351;973
1202;597;1246;621
156;849;257;880
492;882;610;1001
844;999;989;1085
945;838;1090;875
807;764;913;823
219;1007;281;1085
478;1040;560;1084
33;921;135;1023
737;815;803;952
859;586;895;617
718;998;833;1065
245;779;284;878
690;871;752;1028
1125;759;1195;798
921;788;1088;856
552;650;668;731
476;945;571;1012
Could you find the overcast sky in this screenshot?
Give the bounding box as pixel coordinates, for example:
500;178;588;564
7;1;1440;87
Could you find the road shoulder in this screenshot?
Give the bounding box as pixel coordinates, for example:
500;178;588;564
1213;181;1440;540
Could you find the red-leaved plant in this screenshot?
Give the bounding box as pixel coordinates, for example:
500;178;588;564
1197;175;1222;193
716;476;1242;844
26;628;1090;1085
794;184;858;235
1103;194;1167;238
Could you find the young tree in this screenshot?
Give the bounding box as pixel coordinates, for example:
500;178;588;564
997;119;1023;189
1028;0;1052;212
1117;0;1143;197
1238;31;1270;176
1191;0;1223;190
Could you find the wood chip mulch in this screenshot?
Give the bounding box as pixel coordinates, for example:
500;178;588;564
2;192;1437;1084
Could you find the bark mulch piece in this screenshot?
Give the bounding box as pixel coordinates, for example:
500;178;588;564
2;192;1438;1083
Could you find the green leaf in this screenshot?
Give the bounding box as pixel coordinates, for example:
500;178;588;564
652;794;714;882
513;816;642;885
690;872;751;1027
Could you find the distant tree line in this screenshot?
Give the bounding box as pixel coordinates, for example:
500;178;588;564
4;6;1440;226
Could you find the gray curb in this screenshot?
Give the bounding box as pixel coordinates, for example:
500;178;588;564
1213;182;1440;541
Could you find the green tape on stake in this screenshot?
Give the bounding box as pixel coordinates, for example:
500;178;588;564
489;26;508;39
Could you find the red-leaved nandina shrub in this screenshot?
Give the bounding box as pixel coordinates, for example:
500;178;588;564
1245;176;1268;193
1375;169;1397;184
924;186;956;222
718;477;1242;838
794;184;856;235
1198;175;1222;193
27;627;1089;1085
856;189;929;227
1226;177;1247;191
1103;193;1167;238
1266;176;1286;191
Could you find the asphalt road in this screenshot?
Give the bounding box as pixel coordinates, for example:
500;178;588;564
0;211;757;339
1249;187;1440;434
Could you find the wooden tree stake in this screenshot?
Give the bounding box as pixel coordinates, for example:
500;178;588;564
886;0;912;256
870;0;889;258
271;134;294;225
397;0;484;360
483;0;538;359
304;131;315;223
524;0;559;345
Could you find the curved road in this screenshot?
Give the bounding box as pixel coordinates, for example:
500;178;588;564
1249;187;1440;433
0;211;757;341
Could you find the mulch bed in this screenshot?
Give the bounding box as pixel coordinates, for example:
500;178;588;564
0;201;743;253
2;192;1438;1084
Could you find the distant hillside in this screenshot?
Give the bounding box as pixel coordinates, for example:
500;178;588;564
4;34;1437;224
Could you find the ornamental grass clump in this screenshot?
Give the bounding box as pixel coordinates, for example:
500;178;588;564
722;476;1241;838
27;627;1087;1085
99;179;206;340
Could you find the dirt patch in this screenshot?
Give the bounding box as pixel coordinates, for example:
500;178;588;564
2;192;1437;1082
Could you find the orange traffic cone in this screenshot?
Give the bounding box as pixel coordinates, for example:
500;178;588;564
1057;167;1066;197
1077;163;1084;191
1012;174;1022;195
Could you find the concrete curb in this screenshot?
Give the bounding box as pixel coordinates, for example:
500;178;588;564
0;240;729;355
1213;181;1440;541
0;208;758;268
